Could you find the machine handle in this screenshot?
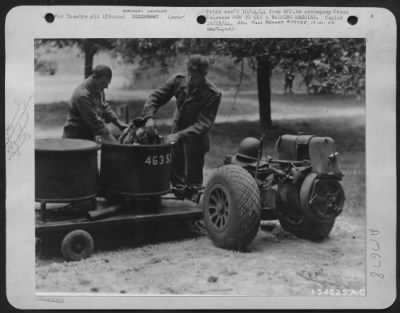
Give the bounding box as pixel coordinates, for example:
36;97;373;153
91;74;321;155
255;134;265;179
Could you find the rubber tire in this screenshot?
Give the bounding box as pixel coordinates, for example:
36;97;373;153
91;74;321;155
277;172;339;241
61;229;94;261
36;236;45;258
278;210;335;241
202;165;261;250
277;190;335;241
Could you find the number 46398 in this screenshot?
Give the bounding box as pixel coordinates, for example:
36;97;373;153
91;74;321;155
144;153;172;166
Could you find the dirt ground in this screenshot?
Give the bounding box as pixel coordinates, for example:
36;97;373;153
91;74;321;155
35;213;365;296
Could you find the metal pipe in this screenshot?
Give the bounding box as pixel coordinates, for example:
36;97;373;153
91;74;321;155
268;165;293;179
255;134;265;180
124;105;129;124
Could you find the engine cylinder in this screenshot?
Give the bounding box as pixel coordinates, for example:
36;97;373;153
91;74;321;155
261;185;278;210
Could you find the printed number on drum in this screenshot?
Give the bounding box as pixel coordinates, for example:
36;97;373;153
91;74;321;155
144;153;172;166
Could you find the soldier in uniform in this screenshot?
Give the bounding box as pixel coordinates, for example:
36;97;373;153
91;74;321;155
62;64;128;143
142;55;222;190
284;67;295;94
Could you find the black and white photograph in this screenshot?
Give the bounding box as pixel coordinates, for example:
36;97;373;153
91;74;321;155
5;6;396;310
34;37;366;295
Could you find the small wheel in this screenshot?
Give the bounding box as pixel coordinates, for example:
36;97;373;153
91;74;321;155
277;195;335;241
36;234;51;258
202;165;261;250
36;236;44;258
61;230;94;261
277;173;344;241
300;173;345;222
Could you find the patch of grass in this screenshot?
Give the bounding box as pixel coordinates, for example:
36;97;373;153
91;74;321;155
35;101;68;128
35;93;360;129
35;100;147;128
272;93;362;107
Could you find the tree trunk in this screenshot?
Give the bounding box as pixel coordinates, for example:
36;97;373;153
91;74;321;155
83;41;97;78
256;55;272;130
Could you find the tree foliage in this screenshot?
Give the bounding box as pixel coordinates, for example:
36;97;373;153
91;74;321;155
36;38;365;96
114;38;365;95
35;39;116;77
276;39;365;94
35;38;365;129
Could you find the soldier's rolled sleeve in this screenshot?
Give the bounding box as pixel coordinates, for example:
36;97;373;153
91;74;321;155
102;101;119;123
177;92;221;139
75;96;110;136
142;76;177;119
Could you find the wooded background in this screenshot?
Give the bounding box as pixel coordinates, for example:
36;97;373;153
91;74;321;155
35;38;365;130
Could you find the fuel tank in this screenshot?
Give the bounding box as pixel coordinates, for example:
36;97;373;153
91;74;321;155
100;142;174;196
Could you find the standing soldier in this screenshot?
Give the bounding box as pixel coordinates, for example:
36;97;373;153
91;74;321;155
284;67;295;94
62;64;128;143
142;55;222;191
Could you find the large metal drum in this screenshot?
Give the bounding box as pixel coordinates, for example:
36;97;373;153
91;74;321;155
35;138;100;202
100;142;174;196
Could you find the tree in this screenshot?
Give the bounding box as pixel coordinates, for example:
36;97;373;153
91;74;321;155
208;39;277;130
35;39;116;78
211;38;365;128
114;39;186;71
256;55;272;129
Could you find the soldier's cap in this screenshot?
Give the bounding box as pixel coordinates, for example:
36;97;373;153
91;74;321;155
186;55;209;75
92;64;112;79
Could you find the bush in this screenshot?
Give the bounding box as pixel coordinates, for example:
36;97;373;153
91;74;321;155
35;57;58;75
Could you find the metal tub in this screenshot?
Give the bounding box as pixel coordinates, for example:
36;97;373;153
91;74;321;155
35;138;100;202
100;142;173;196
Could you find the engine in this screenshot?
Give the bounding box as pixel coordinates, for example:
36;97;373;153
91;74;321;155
224;134;345;223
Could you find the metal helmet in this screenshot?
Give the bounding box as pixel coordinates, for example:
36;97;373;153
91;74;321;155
236;137;260;162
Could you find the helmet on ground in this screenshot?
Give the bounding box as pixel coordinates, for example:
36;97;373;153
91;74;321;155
236;137;261;162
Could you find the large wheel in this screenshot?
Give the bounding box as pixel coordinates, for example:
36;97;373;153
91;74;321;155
202;165;261;250
61;229;94;261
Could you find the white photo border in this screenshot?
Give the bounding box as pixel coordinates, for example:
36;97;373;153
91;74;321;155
5;6;397;309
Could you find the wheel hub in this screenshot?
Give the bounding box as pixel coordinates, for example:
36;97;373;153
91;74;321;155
207;185;231;231
307;179;344;221
327;195;337;208
217;203;225;215
73;240;85;253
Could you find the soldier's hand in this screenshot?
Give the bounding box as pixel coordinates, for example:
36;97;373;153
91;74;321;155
116;120;129;131
120;122;129;131
164;133;180;144
145;117;155;131
112;119;129;132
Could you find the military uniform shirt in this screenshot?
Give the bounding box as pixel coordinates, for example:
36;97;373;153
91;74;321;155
63;76;118;140
142;74;221;152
